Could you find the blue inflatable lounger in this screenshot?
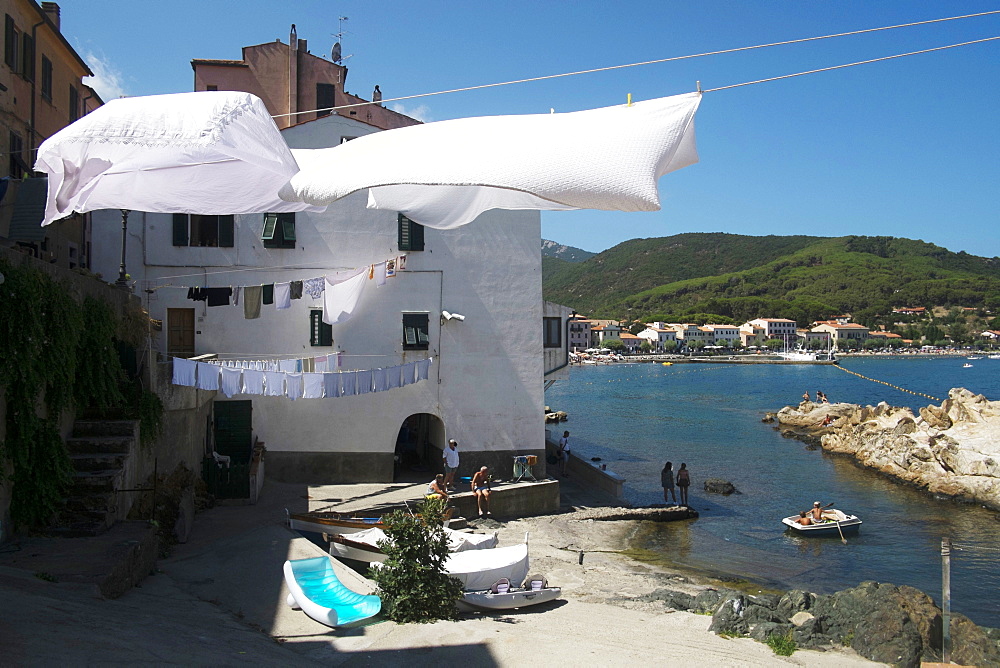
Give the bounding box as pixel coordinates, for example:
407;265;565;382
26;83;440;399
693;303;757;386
283;556;381;627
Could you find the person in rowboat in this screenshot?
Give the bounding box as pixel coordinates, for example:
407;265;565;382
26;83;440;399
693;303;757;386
807;501;825;521
794;511;813;525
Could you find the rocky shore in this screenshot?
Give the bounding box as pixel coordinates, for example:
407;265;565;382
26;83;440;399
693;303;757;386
496;504;1000;667
770;388;1000;511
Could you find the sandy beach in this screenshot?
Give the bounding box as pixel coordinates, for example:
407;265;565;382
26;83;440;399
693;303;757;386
2;478;883;666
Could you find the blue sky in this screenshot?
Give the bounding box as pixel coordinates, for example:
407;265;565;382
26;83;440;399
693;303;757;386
64;1;1000;257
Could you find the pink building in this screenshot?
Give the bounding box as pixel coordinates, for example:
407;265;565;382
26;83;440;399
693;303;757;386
191;25;419;132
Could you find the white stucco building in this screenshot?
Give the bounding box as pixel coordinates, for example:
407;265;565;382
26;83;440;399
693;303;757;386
90;112;547;482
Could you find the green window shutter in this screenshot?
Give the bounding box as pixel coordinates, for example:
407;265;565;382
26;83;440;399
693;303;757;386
172;214;189;246
402;313;429;350
310;310;333;346
4;15;16;70
262;213;278;240
398;214;424;251
219;215;235;247
20;34;33;81
281;214;296;242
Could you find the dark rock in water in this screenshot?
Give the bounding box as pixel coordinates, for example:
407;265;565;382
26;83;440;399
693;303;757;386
776;589;815;621
693;588;726;614
590;457;601;462
703;478;738;495
747;593;780;610
750;621;793;643
636;588;695;611
709;593;750;636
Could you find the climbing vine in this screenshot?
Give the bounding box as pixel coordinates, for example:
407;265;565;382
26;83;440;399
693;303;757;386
0;258;149;527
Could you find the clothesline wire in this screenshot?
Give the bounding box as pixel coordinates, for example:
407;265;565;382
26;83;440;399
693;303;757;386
2;10;997;160
272;9;1000;119
151;261;357;282
703;35;1000;92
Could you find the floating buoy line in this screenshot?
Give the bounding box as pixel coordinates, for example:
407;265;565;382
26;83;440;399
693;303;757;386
833;364;941;403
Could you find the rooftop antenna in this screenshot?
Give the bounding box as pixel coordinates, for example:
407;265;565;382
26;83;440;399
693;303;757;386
331;16;353;64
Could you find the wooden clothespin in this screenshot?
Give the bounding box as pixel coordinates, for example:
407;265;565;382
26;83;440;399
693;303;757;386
627;93;633;107
696;80;702;93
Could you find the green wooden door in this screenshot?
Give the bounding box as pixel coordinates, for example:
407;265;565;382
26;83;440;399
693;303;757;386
213;400;253;462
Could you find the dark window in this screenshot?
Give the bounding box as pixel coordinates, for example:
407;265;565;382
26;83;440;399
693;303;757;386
20;33;32;81
40;55;52;100
68;85;79;122
402;313;430;350
4;15;18;70
171;214;234;247
310;310;333;346
543;317;562;348
8;131;24;177
316;83;335;118
206;84;218;91
398;214;424;251
262;212;296;249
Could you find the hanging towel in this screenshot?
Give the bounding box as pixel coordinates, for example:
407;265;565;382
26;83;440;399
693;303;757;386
278;358;297;373
397;254;407;271
172;357;197;386
244;285;262;319
275;282;291;309
285;372;303;400
400;361;416;386
264;371;285;396
262;284;274;305
340;371;357;397
187;287;208;301
416;358;432;381
385;258;396;279
302;373;324;399
196;362;221;391
304;277;325;299
314;355;329;373
206;287;233;307
355;369;373;395
386;365;402;389
220;367;242;397
323;268;368;325
232;286;241;306
290;280;303;300
373;261;387;287
243;369;265;395
323;372;342;398
373;367;389;392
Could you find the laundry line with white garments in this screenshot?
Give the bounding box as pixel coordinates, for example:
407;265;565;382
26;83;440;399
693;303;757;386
171;356;433;400
175;254;407;326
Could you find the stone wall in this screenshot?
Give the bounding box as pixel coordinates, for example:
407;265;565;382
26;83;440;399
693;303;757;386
774;388;1000;510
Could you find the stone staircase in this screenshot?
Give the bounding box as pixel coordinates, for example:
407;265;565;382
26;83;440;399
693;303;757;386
51;420;139;537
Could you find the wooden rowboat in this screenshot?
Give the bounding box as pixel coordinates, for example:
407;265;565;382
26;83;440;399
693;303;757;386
286;506;455;536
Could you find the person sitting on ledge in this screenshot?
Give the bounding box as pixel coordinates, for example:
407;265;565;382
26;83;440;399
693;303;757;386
471;466;493;517
426;473;448;501
794;511;813;525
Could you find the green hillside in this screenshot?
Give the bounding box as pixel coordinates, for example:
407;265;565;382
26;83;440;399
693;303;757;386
542;234;1000;326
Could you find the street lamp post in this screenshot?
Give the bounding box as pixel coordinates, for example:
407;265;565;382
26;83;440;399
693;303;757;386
115;209;131;287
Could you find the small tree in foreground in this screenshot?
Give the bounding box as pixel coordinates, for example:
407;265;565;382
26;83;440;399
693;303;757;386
370;497;462;622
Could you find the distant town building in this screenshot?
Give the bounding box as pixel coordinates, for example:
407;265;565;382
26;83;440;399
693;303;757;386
618;332;642;352
811;322;870;348
701;324;740;346
567;315;592;351
638;326;677;350
892;307;927;316
591;323;622;347
747;318;798;343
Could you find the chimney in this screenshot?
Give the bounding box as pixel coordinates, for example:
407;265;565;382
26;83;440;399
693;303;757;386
41;2;61;30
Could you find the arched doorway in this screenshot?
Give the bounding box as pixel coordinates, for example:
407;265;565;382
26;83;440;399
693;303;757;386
393;413;446;482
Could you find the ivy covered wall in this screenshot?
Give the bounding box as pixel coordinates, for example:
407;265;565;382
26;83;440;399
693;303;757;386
0;248;150;532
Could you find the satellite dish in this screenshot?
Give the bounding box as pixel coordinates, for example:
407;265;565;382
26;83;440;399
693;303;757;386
331;42;342;63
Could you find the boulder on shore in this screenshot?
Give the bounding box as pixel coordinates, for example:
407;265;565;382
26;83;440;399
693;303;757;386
773;388;1000;511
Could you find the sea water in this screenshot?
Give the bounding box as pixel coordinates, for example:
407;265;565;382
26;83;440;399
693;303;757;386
544;356;1000;627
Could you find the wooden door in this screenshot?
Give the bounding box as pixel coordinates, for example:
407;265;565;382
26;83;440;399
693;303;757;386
167;308;195;356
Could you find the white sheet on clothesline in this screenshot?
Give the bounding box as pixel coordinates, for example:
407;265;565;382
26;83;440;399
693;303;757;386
280;92;701;228
34;91;321;226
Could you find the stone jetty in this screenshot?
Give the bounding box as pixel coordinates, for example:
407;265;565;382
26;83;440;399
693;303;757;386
772;388;1000;510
